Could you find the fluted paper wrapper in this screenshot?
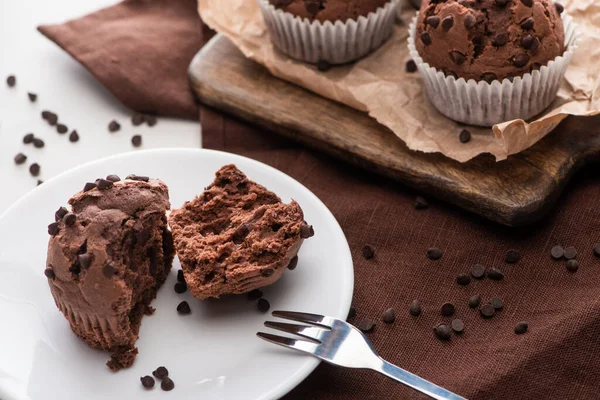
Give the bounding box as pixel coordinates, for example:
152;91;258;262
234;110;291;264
198;0;600;162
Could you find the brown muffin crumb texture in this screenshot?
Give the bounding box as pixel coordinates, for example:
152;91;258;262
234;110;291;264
269;0;391;22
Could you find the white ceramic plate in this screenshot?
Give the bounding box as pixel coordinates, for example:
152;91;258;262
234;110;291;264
0;149;353;400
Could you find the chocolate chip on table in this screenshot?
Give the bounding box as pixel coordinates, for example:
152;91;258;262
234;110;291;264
441;15;454;30
382;308;396;324
459;129;471;143
514;54;530;68
520;17;534;30
153;366;169;379
106;174;121;183
449;51;466;65
261;268;275;277
420;32;432;46
520;0;533;7
108;120;121;132
551;245;565;260
257;298;270;312
44;267;55;279
564;246;577;260
23;133;34;144
456;273;471;286
140;375;155;389
514;321;528;335
57;124;68;134
131;135;142;147
145;115;158;127
415;196;429;210
487;267;504;281
468;295;481;309
69;130;80;143
177;269;185;283
427;247;443;260
174;282;187;294
126;174;150;182
48;222;60;236
441;302;455;317
490;297;503;310
362;245;375;260
555;2;564;14
566;259;579;272
64;213;77;226
29;163;41;177
358;319;376;333
132;113;145;126
426;16;440;28
25;93;38;103
41;111;51;120
480;304;496;319
347;307;356;320
409;300;422;317
434;323;451;341
300;224;314;239
46;113;58;126
37;179;44;186
14;153;27;165
33;138;45;148
505;249;520;264
464;14;476;29
594;244;600;258
317;60;331;72
406;59;417;73
492;33;509;47
161;377;175;391
287;255;299;270
248;289;263;300
55;206;68;221
78;253;92;269
471;264;486;279
451;319;465;334
177;301;192;314
6;75;16;87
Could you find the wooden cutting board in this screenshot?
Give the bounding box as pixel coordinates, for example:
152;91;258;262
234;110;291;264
189;35;600;227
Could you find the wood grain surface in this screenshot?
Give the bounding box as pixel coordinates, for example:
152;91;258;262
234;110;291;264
189;35;600;227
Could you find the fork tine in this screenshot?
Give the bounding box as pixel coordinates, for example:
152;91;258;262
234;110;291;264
256;332;320;355
272;310;332;328
264;321;324;343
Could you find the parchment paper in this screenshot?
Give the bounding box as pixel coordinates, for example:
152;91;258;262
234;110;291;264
198;0;600;162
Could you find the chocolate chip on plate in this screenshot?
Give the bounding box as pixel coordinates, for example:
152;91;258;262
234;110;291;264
514;321;528;335
132;113;145;126
406;59;418;73
55;206;68;221
97;179;113;190
23;133;34;144
83;182;97;192
441;302;455;317
257;298;270;312
33;138;45;148
358;319;376;333
300;224;314;238
487;267;504;281
153;366;169;379
78;253;92;269
140;375;155;389
69;130;80;143
551;245;565;260
108;120;121;132
505;249;520;263
48;222;60;236
409;300;422;317
57;124;68;134
415;195;429;210
427;247;443;260
44;267;55;279
145;115;158;127
37;179;44;186
566;259;579;272
480;304;496;319
29;163;41;177
287;255;299;270
47;113;58;126
456;273;471;286
161;377;175;391
248;289;263;300
64;213;77;226
434;323;451;341
177;301;192;314
174;282;187;294
459;129;471;143
382;308;396;324
564;246;577;260
441;15;454;30
103;263;116;277
362;245;375;260
6;75;16;87
426;16;440;28
131;135;142;147
490;297;503;310
28;92;37;102
520;17;534;30
468;295;481;309
471;264;486;279
14;153;27;165
317;60;331;72
451;319;465;334
106;174;121;183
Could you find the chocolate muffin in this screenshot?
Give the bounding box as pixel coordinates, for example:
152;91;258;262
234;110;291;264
269;0;391;22
45;176;174;371
415;0;565;81
169;165;313;300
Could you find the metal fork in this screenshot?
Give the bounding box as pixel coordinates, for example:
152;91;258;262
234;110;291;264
258;311;466;400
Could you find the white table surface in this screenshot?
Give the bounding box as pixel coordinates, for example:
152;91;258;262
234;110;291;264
0;0;202;212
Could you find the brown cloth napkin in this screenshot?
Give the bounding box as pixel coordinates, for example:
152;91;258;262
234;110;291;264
39;1;600;399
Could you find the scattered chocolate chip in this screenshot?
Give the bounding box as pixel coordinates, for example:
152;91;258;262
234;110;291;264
103;263;116;278
520;0;532;7
415;196;429;210
449;51;466;65
514;321;528;334
55;206;68;221
382;308;396;324
23;133;34;144
177;301;191;314
174;282;187;294
48;222;60;236
161;377;175;391
459;129;471;143
464;14;476;29
261;268;275;277
456;273;471;286
564;246;577;260
520;17;534;30
83;182;97;192
434;323;451;340
566;259;579;272
492;33;509;47
451;319;465;334
490;297;503;310
594;244;600;258
41;111;51;120
480;304;496;319
347;307;356;319
406;59;417;73
427;247;443;260
420;31;432;46
140;376;155;389
555;2;564;14
108;120;121;133
358;319;376;333
78;253;92;269
514;54;530;68
57;124;68;134
37;180;44;186
257;298;270;312
44;267;55;279
468;295;481;309
441;302;455;317
426;16;440;28
505;249;520;264
132;113;145;126
64;213;77;226
487;267;504;281
145;115;158;127
362;245;375;260
521;34;534;49
29;163;41;177
106;174;121;182
14;153;27;165
153;366;169;379
410;300;422;317
69;130;80;143
27;92;37;102
287;255;299;270
551;245;565;260
131;135;142;147
248;289;263;300
317;60;331;72
6;75;16;87
442;16;454;30
126;175;150;182
300;224;314;238
33;138;45;148
47;113;58;126
471;264;486;279
495;0;509;6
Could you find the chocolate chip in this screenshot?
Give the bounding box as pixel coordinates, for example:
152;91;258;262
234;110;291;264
464;14;476;29
103;263;116;278
347;307;356;319
564;246;577;260
505;249;520;264
78;253;92;269
449;51;466;65
69;263;81;274
420;31;432;46
29;163;41;177
406;59;417;73
410;300;422;317
459;129;471;143
362;245;375;260
490;297;503;310
415;196;429;210
495;0;509;6
55;206;68;221
153;366;169;379
426;16;440;28
287;255;299;270
145;115;158;127
520;17;534;30
382;308;396;324
521;34;534;49
456;273;471;286
41;111;51;120
108;120;121;132
261;268;275;277
451;319;465;334
97;179;113;190
520;0;532;6
140;376;155;389
23;133;34;144
555;2;564;14
434;323;451;340
514;54;530;68
442;16;454;30
300;225;314;238
64;213;76;226
37;180;44;186
305;1;320;15
257;298;270;312
69;130;80;143
551;245;564;260
492;33;509;47
33;138;45;148
248;289;263;300
177;301;191;314
317;60;331;72
46;113;58;126
83;182;97;192
161;377;174;392
48;222;60;236
471;264;486;279
106;174;121;182
174;282;187;294
131;135;142;147
514;321;528;334
358;319;376;333
594;244;600;258
57;124;68;134
441;302;455;317
132;113;145;126
14;153;27;165
28;92;37;102
566;259;579;272
126;175;150;182
427;247;443;260
487;267;504;281
44;267;55;279
6;75;16;87
480;304;496;319
468;295;481;309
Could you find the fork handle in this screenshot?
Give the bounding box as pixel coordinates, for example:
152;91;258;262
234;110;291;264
374;359;467;400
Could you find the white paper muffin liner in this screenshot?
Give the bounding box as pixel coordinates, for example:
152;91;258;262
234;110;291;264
258;0;400;65
407;13;580;127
